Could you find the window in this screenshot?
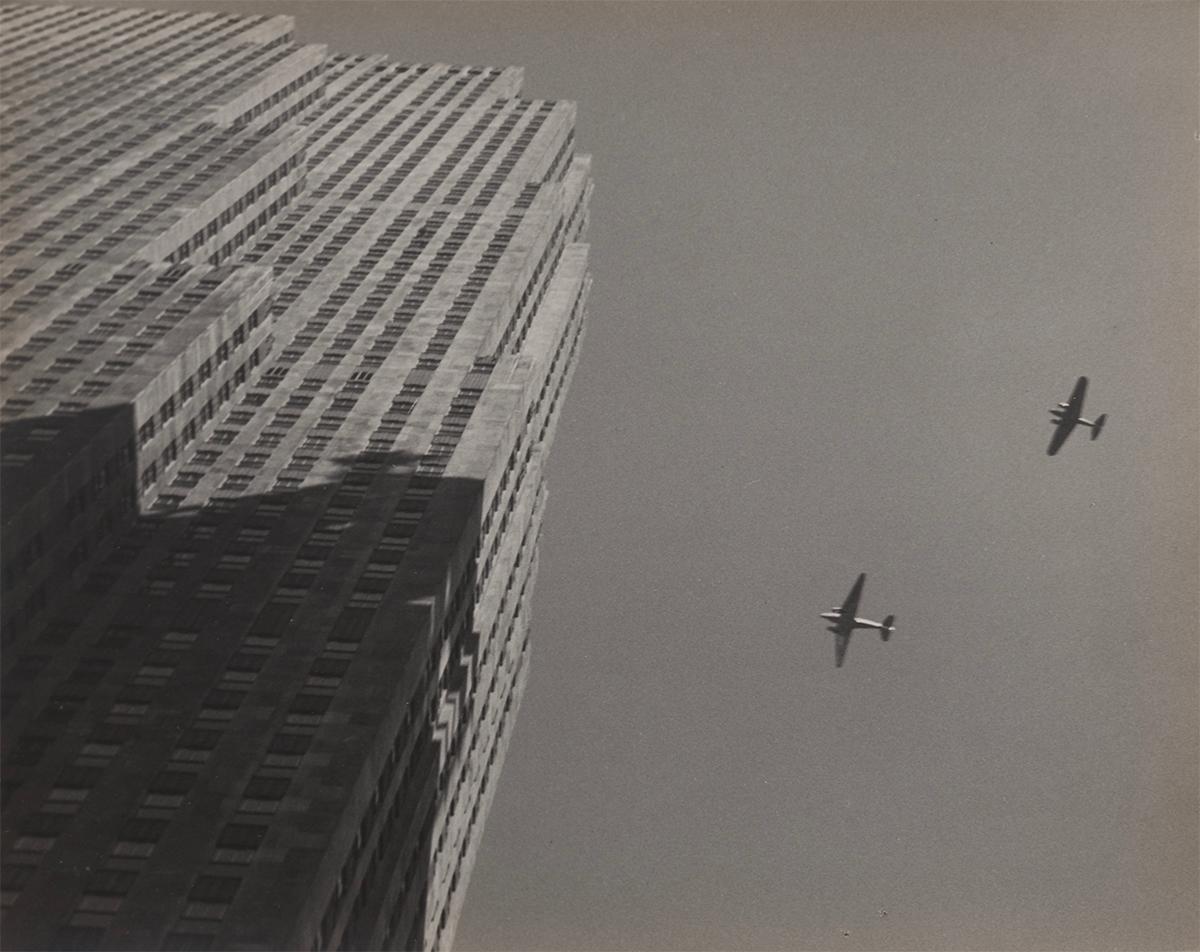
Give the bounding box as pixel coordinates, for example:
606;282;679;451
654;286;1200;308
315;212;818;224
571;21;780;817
267;731;312;766
50;765;101;805
14;812;70;853
272;586;306;604
183;874;241;921
217;554;251;571
199;688;244;720
189;874;241;903
307;656;348;689
213;823;266;864
160;630;199;650
135;663;175;686
1;862;35;906
172;729;221;763
78;737;122;763
111;684;155;720
82;868;136;906
246;772;290;798
238;452;270;469
113;817;167;858
197;581;233;599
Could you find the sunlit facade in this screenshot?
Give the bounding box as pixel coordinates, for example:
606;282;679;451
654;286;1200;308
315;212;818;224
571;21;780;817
0;4;590;948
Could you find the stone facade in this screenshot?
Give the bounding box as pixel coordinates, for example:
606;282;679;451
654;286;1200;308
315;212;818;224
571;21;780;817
0;3;591;949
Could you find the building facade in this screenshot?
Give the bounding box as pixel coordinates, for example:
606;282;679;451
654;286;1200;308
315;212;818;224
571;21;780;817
0;3;591;949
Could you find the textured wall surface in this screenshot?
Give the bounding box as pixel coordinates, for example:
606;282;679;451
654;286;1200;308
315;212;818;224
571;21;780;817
0;4;591;949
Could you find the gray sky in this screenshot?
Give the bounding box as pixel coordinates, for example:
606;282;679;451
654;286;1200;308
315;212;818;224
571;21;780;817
84;1;1200;948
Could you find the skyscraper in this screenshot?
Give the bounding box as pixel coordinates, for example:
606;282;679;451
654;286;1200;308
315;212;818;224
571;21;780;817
0;3;591;949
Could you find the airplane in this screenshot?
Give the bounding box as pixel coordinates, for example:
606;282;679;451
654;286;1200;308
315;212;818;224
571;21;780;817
819;573;895;668
1048;376;1107;456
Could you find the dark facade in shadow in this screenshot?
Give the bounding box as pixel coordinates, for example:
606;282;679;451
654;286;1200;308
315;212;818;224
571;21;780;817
2;410;483;951
1;405;141;657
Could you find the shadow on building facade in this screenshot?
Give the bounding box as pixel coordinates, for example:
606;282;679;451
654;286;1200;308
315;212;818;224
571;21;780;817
2;406;492;951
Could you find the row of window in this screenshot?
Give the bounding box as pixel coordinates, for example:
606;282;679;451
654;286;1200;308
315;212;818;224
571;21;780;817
497;213;566;355
310;69;493;206
3;32;286;212
540;126;577;188
437;106;518;207
160;35;296;125
0;5;175;98
9;11;255;128
5;678;153;921
3;123;211;254
169;152;304;263
136;305;263;451
1;425;138;604
467;105;552;210
0;3;116;56
306;64;453;176
411;102;507;205
62;129;262;262
251;210;480;407
316;564;474;950
229;62;324;130
70;596;330;932
144;345;263;500
2;264;193;374
412;543;537;950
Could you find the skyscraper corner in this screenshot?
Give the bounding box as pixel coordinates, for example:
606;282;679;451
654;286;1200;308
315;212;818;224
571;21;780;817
0;3;592;949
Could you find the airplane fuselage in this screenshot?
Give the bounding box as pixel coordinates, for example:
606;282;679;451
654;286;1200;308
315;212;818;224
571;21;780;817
819;611;889;631
1050;408;1102;428
1048;378;1105;455
820;574;895;666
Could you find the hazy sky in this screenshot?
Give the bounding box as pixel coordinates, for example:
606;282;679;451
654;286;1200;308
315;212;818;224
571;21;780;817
83;2;1200;948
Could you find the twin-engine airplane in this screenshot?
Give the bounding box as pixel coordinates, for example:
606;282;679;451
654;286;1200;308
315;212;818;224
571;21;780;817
815;379;1108;668
815;378;1105;667
820;573;895;668
1048;376;1107;456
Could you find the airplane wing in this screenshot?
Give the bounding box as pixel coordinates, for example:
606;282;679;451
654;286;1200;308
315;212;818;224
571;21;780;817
1047;417;1076;456
1066;376;1088;416
839;573;865;618
835;628;850;668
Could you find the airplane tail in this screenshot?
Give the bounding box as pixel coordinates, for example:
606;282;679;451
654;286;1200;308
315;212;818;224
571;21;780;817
1090;414;1106;440
880;616;895;641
